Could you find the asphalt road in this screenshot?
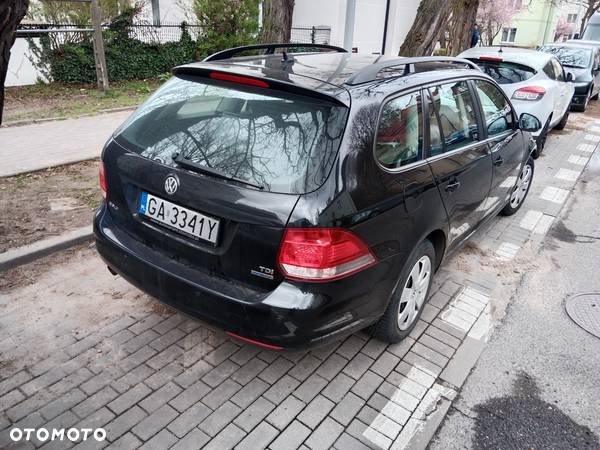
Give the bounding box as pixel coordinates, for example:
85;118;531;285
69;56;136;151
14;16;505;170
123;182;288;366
431;146;600;448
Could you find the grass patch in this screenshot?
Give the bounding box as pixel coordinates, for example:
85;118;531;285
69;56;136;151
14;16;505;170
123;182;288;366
4;78;164;123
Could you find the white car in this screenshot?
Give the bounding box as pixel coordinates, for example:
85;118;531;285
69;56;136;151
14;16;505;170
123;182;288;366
459;46;574;157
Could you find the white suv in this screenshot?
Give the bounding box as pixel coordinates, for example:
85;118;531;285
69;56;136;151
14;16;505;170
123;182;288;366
459;46;574;157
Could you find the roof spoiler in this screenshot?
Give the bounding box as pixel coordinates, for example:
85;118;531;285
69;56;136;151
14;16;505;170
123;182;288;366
172;65;351;107
204;43;348;62
346;56;481;85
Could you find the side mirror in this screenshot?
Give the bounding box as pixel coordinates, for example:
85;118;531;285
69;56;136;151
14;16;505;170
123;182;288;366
519;113;542;132
566;72;574;82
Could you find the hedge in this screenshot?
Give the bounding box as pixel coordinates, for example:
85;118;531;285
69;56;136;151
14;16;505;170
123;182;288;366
46;27;196;84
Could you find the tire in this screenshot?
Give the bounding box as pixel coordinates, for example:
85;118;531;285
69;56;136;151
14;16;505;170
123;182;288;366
500;157;534;216
533;118;550;159
372;240;436;343
554;109;569;130
592;89;599;101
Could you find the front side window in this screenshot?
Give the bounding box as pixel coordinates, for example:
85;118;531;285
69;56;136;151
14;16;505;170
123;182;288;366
428;81;479;153
375;92;423;169
543;62;557;80
474;80;514;136
551;58;566;81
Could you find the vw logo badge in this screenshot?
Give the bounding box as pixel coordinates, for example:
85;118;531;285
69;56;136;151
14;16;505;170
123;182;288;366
164;175;179;195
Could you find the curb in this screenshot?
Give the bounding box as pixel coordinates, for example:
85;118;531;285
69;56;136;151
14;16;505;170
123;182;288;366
1;106;135;128
0;226;94;272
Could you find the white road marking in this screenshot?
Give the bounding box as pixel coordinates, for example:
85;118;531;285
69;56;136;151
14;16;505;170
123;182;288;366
555;168;580;181
588;125;600;133
519;210;543;231
495;242;520;261
532;214;555;235
540;186;569;204
577;143;596;153
584;134;600;143
568;154;589;166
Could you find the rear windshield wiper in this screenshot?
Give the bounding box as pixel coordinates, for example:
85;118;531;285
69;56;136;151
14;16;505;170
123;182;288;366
173;153;264;190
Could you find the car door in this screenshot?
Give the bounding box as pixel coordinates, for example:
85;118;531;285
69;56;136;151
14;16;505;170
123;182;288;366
472;79;524;216
593;49;600;97
551;57;573;116
425;80;493;248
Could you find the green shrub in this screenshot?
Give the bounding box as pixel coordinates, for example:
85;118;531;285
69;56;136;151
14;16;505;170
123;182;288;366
32;8;197;84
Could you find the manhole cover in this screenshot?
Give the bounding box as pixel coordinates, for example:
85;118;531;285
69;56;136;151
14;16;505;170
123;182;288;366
565;293;600;339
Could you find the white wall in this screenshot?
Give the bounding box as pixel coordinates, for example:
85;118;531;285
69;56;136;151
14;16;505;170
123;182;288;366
293;0;421;55
6;38;46;87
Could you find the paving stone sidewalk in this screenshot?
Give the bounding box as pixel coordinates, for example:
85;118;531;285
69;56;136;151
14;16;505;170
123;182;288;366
0;115;597;450
0;111;131;178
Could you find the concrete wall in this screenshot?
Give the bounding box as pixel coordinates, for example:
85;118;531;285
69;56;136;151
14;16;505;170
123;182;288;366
292;0;420;55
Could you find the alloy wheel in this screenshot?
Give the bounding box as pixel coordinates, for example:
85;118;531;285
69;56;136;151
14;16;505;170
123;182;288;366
398;255;431;330
510;163;532;209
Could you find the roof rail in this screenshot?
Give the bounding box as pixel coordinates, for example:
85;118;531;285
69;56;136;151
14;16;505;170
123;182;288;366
345;56;481;85
204;43;348;62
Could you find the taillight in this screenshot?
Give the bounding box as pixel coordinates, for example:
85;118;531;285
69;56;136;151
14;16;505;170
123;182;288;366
512;86;546;101
209;72;269;88
99;161;107;199
277;228;377;282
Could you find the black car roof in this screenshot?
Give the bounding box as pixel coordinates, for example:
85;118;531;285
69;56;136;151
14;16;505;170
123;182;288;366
173;52;488;105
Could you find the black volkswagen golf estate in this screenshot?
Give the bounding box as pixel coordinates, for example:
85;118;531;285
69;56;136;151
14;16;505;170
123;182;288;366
95;44;540;349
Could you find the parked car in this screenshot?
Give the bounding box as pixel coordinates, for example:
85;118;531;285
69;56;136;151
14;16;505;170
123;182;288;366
540;43;600;111
459;46;574;157
94;45;540;348
581;13;600;41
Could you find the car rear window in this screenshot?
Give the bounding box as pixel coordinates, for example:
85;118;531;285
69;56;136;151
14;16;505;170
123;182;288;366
468;59;536;84
540;46;592;69
114;75;348;194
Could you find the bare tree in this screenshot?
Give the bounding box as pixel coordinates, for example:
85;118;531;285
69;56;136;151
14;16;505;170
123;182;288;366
261;0;295;43
399;0;454;56
477;0;521;46
447;0;480;55
0;0;29;125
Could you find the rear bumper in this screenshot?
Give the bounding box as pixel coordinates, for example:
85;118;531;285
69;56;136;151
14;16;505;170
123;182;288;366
94;205;400;349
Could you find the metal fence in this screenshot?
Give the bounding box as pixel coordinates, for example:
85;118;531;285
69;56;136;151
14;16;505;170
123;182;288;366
17;23;331;46
290;26;332;44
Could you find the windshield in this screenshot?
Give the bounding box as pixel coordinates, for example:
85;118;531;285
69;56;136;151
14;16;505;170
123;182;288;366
583;23;600;41
468;59;536;84
540;46;592;68
115;75;348;194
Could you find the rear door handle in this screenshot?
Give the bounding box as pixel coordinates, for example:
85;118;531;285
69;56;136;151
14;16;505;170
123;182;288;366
445;180;461;192
494;156;504;166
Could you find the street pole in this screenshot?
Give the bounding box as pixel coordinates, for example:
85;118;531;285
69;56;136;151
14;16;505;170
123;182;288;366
90;0;109;93
343;0;356;52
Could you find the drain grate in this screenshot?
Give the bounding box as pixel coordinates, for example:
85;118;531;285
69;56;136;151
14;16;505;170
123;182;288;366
565;293;600;339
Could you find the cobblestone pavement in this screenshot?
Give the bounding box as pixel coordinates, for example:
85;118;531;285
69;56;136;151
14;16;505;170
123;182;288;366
0;111;130;177
0;113;598;449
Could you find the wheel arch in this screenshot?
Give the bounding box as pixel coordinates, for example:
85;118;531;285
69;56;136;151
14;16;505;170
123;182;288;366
424;229;447;270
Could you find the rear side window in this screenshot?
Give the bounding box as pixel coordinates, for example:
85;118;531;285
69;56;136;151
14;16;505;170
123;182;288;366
474;80;514;136
375;92;423;169
428;81;479;154
470;59;536;84
114;75;348;194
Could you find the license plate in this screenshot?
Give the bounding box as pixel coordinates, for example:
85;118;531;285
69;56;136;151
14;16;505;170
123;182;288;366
138;192;220;244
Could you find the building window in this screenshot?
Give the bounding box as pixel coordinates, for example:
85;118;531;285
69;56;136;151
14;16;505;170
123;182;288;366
502;27;517;43
567;13;578;24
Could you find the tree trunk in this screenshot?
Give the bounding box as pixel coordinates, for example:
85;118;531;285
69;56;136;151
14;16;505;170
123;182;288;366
399;0;454;56
0;0;29;125
447;0;479;56
261;0;295;44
